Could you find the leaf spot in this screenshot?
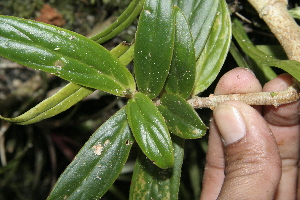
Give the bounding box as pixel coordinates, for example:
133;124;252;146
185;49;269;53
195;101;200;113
103;139;110;146
54;60;64;68
69;35;76;40
92;140;110;156
145;10;151;15
92;144;103;155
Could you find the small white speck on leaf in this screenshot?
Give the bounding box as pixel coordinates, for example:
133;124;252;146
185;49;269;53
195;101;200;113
104;139;110;146
92;140;110;156
92;144;103;155
69;35;76;40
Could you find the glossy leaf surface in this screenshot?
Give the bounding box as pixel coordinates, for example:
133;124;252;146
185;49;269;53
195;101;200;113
172;0;219;58
47;107;134;200
134;0;175;99
165;7;196;99
89;0;145;44
0;42;134;125
0;15;135;96
192;0;231;95
126;92;174;169
129;135;184;200
158;94;207;139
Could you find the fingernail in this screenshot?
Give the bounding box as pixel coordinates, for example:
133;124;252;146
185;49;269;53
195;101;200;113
214;104;246;145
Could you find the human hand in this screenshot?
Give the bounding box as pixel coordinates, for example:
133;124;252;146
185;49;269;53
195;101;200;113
200;68;300;200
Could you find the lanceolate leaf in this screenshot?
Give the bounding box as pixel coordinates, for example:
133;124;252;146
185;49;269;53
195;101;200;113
89;0;145;44
126;92;174;169
129;135;184;200
0;83;94;125
165;7;196;99
158;94;207;139
0;42;135;125
0;15;135;96
232;18;300;82
172;0;219;58
110;41;131;58
266;60;300;82
134;0;175;99
118;43;135;67
47;107;134;200
192;0;231;95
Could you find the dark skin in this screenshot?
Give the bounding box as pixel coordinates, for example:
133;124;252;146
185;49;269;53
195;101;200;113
200;68;300;199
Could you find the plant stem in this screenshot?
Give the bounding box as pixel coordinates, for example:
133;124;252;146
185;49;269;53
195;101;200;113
187;79;300;110
247;0;300;61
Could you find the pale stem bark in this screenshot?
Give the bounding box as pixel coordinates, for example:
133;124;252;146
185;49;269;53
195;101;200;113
154;80;300;110
188;83;299;110
185;0;300;109
247;0;300;61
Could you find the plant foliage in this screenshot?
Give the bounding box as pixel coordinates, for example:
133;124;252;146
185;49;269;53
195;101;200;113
0;0;300;199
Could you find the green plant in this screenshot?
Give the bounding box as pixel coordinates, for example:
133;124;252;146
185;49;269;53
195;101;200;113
0;0;300;199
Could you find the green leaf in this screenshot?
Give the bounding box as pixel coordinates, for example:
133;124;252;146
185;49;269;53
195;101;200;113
229;42;251;69
129;135;184;200
232;18;300;82
256;45;287;60
89;0;145;44
158;94;207;139
0;15;135;96
165;7;196;99
118;43;135;67
172;0;219;58
47;107;134;200
110;41;131;58
126;92;174;169
0;42;135;125
134;0;175;99
192;0;231;95
266;60;300;81
232;18;277;82
0;83;94;125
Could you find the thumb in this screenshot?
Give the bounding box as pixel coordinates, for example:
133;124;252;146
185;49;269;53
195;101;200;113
213;101;281;199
